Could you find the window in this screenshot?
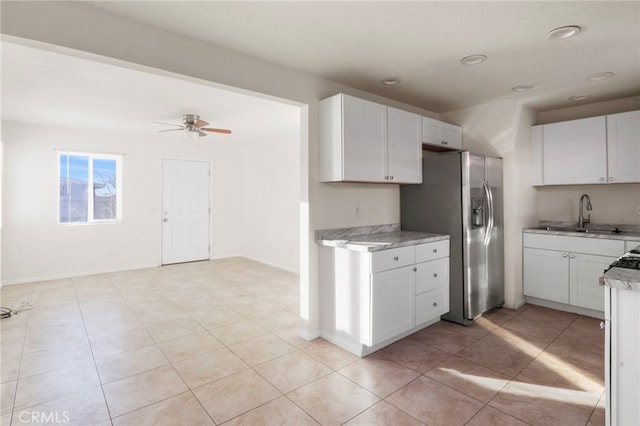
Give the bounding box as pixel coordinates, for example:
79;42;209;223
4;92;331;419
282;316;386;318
58;152;122;223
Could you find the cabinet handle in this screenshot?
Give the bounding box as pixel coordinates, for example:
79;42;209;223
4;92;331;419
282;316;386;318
390;176;394;180
433;302;438;307
384;176;389;180
433;248;438;253
599;177;605;182
413;267;417;272
609;177;615;182
600;321;606;330
570;255;575;259
442;141;448;145
393;256;399;261
433;273;438;278
562;253;568;258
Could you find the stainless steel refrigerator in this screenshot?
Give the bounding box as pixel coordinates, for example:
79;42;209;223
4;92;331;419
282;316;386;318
400;151;504;325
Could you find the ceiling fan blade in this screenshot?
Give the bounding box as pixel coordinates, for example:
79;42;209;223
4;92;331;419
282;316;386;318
153;121;183;127
158;128;185;132
194;120;210;127
201;128;232;134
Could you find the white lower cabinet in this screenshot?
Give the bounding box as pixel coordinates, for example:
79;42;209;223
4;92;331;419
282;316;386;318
523;247;570;304
523;233;623;314
605;287;640;426
570;253;616;311
319;238;450;356
370;266;415;345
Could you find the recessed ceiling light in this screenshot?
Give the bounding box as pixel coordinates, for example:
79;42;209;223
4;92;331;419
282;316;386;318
586;72;615;81
460;54;487;66
381;77;402;86
569;95;591;102
546;25;582;40
512;85;534;92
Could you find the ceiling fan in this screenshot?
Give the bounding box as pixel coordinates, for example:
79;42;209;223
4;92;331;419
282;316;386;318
154;114;232;137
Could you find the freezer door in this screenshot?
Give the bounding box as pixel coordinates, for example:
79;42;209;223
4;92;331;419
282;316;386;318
463;152;489;320
485;156;505;311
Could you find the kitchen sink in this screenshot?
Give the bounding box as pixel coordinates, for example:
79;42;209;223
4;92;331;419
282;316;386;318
536;226;625;235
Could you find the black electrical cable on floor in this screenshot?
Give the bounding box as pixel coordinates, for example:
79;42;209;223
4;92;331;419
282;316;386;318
0;307;12;319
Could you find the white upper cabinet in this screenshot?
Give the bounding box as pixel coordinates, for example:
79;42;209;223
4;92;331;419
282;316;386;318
531;110;640;186
319;93;421;183
341;95;387;182
607;110;640;183
387;106;422;183
422;116;463;150
543;116;608;185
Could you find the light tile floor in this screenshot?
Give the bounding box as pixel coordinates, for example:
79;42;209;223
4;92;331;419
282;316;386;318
0;257;605;425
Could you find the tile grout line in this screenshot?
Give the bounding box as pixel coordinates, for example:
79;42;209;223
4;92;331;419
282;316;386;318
77;274;116;425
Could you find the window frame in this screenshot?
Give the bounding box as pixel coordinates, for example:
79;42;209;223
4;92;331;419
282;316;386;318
57;151;123;225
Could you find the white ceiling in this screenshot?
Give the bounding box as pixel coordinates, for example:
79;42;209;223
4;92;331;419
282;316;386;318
1;1;639;135
86;1;640;113
0;41;300;136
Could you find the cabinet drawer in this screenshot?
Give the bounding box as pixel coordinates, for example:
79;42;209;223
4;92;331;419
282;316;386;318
416;239;449;263
415;257;449;295
371;245;415;273
416;287;449;325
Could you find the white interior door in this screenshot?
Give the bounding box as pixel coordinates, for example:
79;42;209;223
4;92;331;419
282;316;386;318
162;159;210;265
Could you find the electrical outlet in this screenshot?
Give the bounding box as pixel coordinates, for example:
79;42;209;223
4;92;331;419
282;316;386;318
636;205;640;216
355;204;360;217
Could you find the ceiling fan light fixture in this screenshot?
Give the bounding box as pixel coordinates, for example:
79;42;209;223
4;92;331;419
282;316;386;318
569;94;591;102
184;129;200;139
381;77;402;86
460;54;487;66
512;85;534;92
546;25;582;40
586;72;615;81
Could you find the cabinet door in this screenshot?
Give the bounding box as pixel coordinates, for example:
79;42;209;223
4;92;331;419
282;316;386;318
523;248;569;303
342;95;387;182
607;110;640;183
441;123;463;150
422;116;442;146
542;116;607;185
370;266;415;346
570;253;616;311
422;116;462;149
387;107;422;183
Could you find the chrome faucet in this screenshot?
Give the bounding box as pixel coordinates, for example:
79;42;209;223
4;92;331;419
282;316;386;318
578;194;593;228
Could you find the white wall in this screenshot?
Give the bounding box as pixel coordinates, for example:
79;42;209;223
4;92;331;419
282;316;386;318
535;96;640;226
0;140;3;287
1;115;300;284
1;2;442;338
442;99;538;310
239;112;301;271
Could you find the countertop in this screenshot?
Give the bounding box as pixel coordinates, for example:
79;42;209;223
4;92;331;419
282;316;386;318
316;224;449;252
600;245;640;292
523;221;640;241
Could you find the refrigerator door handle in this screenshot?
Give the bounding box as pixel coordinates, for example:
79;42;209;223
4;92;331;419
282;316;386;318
482;180;494;246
